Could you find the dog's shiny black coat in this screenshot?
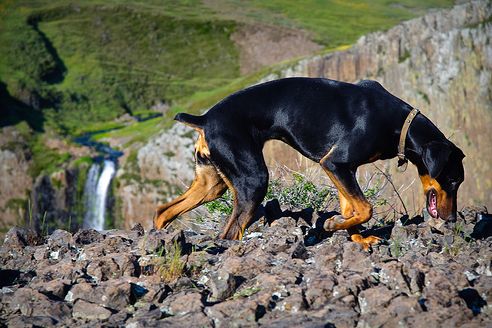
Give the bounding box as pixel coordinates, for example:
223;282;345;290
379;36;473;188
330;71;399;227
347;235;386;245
176;77;464;228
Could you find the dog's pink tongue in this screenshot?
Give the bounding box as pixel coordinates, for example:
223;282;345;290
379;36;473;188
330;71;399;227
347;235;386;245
429;193;438;217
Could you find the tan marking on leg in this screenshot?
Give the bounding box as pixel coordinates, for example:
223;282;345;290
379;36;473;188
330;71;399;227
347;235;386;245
339;191;354;218
321;167;373;231
320;145;337;164
154;165;226;229
350;234;382;251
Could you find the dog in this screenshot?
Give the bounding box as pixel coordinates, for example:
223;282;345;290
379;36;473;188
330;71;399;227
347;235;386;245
154;77;465;249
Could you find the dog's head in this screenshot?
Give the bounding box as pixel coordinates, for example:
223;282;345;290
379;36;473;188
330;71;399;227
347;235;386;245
418;140;465;221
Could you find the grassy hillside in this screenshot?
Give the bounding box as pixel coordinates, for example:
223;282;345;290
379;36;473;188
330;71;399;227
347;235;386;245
205;0;454;46
0;0;453;141
0;1;240;135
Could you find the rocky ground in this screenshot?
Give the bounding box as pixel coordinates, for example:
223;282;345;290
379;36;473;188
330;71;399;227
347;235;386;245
1;203;491;327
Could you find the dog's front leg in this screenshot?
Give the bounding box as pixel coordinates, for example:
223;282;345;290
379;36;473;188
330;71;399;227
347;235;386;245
320;159;380;250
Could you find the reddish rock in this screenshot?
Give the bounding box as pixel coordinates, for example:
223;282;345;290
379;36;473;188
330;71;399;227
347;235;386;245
72;299;112;321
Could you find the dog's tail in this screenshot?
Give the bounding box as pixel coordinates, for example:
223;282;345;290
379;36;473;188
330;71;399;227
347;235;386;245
174;113;206;130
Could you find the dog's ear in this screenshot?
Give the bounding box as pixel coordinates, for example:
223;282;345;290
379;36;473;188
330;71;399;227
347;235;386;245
454;146;465;160
421;141;452;178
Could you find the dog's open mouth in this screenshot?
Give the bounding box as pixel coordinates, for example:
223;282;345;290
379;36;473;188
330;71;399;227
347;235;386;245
427;189;439;218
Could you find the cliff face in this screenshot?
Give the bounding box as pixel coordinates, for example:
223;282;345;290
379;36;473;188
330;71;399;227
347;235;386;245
0;128;32;232
115;124;196;229
261;0;492;212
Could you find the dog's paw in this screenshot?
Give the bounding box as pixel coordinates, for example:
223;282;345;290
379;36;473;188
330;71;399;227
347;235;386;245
351;234;382;251
323;215;345;231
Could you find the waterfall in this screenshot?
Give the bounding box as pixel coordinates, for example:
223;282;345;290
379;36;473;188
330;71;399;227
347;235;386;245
83;160;116;230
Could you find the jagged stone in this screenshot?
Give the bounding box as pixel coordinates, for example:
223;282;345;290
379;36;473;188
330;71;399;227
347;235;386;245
72;299;112;321
3;227;42;249
206;269;240;302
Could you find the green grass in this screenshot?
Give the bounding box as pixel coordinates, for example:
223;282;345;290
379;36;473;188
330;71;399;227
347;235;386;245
155;241;186;283
0;0;240;135
28;134;71;177
205;0;454;47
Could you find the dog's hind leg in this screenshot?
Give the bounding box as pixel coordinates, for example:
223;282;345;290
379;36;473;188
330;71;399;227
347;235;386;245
213;147;269;240
320;159;381;250
154;164;227;229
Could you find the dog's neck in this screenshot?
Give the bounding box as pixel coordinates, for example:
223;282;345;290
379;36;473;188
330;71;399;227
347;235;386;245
402;113;447;169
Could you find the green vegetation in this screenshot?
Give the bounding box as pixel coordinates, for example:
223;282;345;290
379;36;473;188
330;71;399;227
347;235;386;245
267;173;335;212
389;235;405;258
233;286;261;299
28;135;71;177
204;172;336;219
0;1;239;135
443;221;472;256
204;190;234;216
207;0;454;46
155;241;186;283
0;0;454;140
73;160;91;229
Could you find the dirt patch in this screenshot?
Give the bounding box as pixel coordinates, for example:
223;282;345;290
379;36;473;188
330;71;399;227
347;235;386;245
231;25;322;74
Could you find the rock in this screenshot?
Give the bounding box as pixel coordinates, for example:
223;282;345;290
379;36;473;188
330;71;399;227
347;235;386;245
72;299;112;321
340;242;372;274
291;241;309;260
160;291;203;316
137;229;188;255
3;227;42;249
205;299;263;328
66;280;132;309
304;275;336;309
358;286;396;315
73;229;104;245
30;278;71;300
86;255;121;282
207;269;240;302
8;287;71;322
160;311;212;327
130;223;145;236
47;229;72;249
100;281;132;309
6;315;57;327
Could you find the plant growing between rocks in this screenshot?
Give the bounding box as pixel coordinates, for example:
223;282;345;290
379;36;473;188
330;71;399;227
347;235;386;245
155;241;186;284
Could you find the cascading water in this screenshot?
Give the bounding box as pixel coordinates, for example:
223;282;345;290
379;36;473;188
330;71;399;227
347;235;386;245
75;132;122;231
83;163;100;229
83;160;116;230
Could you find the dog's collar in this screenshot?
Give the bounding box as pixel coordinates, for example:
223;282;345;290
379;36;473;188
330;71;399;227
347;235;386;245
397;108;420;169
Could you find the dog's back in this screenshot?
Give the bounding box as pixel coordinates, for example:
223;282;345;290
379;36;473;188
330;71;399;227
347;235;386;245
177;77;412;163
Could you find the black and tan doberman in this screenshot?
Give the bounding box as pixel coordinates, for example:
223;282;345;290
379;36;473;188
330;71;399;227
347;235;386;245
154;78;465;249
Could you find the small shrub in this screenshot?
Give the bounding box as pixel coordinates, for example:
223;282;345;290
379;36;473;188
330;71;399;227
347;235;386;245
204;190;233;216
444;221;471;256
390;236;404;258
156;241;186;283
267;173;335;212
233;286;261;299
